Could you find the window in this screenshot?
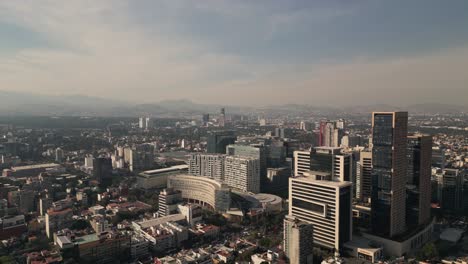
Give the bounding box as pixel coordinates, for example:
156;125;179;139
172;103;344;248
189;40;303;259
292;198;325;214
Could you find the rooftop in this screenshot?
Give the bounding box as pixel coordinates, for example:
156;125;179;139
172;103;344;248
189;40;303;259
134;214;186;229
138;165;188;177
11;163;61;171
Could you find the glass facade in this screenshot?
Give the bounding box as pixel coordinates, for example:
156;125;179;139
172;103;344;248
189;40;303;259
371;113;394;237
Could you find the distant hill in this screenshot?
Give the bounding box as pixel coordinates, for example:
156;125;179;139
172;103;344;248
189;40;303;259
0;90;465;116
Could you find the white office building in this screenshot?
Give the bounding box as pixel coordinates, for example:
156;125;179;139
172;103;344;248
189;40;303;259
289;173;352;250
224;156;260;193
188;153;226;182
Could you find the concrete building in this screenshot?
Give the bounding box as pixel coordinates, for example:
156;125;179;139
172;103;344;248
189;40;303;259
406;134;432;228
188;154;226;182
177;203;203;226
158;188;183;217
371;111;408;238
84;155;94;169
293;147;352;182
224;156;260;193
55;148;64;163
136;165;188;189
356;151;372;202
283;215;314;264
300;121;314;132
90;214;110;233
57;231;131;262
124;144;155;172
139;117;152;130
0;215;27;240
319;120;344;147
438;168;463;211
294;150;312;176
274;127;286;139
8;189;35;214
45;208;73;238
288;173;352;250
132;216;188;253
39;197;53;216
167;175;231;212
2;163;63;178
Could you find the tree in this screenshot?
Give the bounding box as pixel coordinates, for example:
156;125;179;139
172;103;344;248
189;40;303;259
418;242;439;261
259;237;272;248
0;256;14;264
70;219;91;230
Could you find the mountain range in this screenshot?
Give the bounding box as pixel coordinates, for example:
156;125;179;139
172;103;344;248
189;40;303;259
0;90;466;117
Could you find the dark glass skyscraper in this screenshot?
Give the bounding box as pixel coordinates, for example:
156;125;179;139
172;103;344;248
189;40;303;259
406;134;432;228
207;131;236;154
371;112;408;238
93;157;113;182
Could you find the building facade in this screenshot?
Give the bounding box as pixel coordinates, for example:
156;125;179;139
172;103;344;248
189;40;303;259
283;215;314;264
167;175;231;212
188;154;226;182
288;174;352;250
406;134;432;227
224;156;260;193
371;111;408;238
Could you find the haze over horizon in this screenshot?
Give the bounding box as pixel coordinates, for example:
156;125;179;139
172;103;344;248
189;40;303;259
1;1;468;106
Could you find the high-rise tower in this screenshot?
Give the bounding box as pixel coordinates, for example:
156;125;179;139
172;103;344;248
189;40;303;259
371;111;408;237
406;134;432;228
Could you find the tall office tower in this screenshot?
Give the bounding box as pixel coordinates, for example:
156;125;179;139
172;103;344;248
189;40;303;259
336;119;345;130
406;134;432;228
226;144;267;189
283;215;314;264
158;188;183;217
145;117;152;129
219;108;226;127
293;147;352;182
224;156;260;193
207;131;236;154
274;127;285;139
202;113;210;126
299;121;314;132
431;146;445;170
294;150;312;176
55;148;64;163
288;173;352;250
39;196;53;216
319;120;345;147
356;151;372;202
349;135;364;148
437;168;463;211
371;111;408;238
138;117;151;130
265;139;287;167
123;144;155;172
135;143;155;170
463;179;468;212
93;157;113;182
84;154;94;169
188;153;226;182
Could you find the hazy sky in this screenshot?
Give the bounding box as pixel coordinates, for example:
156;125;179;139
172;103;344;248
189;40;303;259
1;0;468;106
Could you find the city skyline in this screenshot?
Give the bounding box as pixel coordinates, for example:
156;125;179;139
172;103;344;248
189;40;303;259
1;1;468;106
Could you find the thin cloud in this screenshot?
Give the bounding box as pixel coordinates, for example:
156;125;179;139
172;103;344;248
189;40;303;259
0;0;467;106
